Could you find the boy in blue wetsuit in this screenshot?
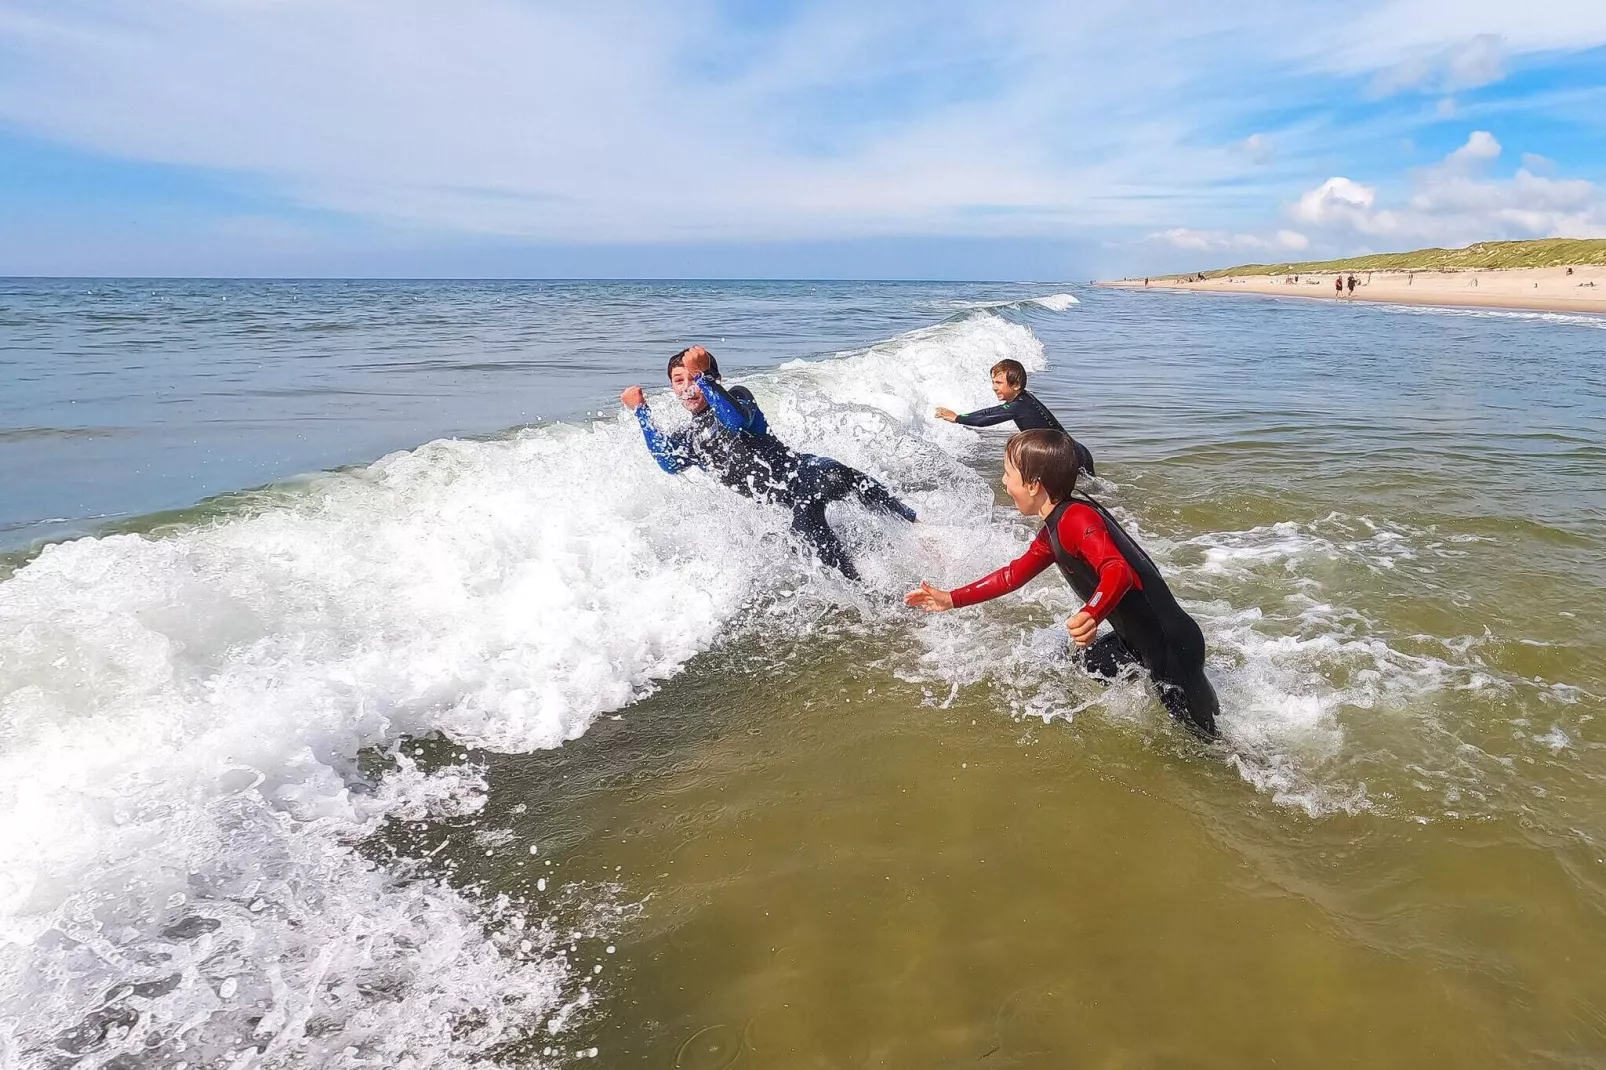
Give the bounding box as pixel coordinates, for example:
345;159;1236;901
935;359;1096;476
621;345;916;581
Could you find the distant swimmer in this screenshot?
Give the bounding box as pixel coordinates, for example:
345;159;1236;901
623;345;916;581
934;359;1096;476
904;429;1219;735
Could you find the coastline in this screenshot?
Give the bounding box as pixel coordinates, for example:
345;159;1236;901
1099;265;1606;316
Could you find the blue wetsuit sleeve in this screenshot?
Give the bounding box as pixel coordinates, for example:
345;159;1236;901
954;401;1016;428
697;377;768;435
635;405;691;474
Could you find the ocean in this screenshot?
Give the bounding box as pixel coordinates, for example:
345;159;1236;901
2;279;1604;1068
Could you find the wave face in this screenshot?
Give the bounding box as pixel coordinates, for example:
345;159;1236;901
0;313;1045;1067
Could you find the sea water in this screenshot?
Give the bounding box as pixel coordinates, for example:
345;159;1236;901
2;280;1604;1067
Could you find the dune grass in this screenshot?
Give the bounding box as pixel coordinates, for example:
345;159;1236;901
1161;238;1606;279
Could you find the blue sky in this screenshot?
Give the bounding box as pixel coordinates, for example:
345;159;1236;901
1;0;1603;278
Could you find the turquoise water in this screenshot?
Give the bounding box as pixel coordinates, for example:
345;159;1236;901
2;281;1605;1067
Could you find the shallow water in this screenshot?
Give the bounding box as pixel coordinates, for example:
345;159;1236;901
2;281;1604;1068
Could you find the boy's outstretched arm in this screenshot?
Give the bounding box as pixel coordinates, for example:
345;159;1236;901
905;532;1055;611
622;386;692;474
904;581;955;611
950;401;1016;428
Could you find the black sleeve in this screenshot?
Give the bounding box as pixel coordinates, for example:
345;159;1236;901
954;402;1016;428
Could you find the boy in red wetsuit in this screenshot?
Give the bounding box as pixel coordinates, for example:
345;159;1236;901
905;429;1218;735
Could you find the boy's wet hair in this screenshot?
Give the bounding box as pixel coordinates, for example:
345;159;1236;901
1005;429;1080;502
667;347;722;381
990;359;1027;389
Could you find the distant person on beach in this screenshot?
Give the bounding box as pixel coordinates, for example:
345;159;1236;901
622;345;916;581
1347;275;1357;296
905;429;1219;735
935;359;1096;476
1335;277;1344;298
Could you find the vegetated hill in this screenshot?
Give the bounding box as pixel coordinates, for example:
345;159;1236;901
1164;238;1606;279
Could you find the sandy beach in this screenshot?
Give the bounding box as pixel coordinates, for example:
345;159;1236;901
1102;265;1606;315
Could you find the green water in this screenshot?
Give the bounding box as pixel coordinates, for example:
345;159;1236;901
450;643;1603;1067
440;435;1606;1067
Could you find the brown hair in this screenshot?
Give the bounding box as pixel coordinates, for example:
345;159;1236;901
990;359;1027;389
1005;429;1080;502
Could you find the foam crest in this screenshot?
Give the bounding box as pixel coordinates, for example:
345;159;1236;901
1377;304;1606;330
0;312;1039;1065
925;292;1081;314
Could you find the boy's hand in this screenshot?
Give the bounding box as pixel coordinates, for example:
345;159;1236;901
620;385;647;409
1066;611;1098;646
934;407;958;422
904;582;955;612
681;345;712;377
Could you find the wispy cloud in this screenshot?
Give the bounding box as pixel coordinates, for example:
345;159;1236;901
0;0;1604;273
1151;227;1308;253
1369;34;1506;97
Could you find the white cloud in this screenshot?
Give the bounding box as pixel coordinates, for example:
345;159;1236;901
1240;133;1272;164
1286;132;1606;244
1292;177;1398;235
1447;129;1501;165
1;0;1605;255
1151;227;1308;254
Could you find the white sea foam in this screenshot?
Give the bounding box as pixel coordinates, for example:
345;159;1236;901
895;495;1579;819
1377;304;1606;330
924;292;1081;315
0;313;1045;1066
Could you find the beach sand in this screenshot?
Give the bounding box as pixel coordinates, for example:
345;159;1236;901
1101;265;1606;315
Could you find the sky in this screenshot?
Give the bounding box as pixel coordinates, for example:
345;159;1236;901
1;0;1604;279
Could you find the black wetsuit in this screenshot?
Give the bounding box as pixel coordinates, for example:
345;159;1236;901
1046;495;1219;735
955;390;1096;475
635;377;915;580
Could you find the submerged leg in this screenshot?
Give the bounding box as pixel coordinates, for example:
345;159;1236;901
1079;632;1141;679
1083;632;1218;736
790;501;860;581
1157;670;1220;738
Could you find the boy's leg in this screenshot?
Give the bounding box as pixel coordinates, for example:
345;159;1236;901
853;473;917;521
1079;632;1140;679
1156;670;1219;737
790;501;860;581
798;455;916;521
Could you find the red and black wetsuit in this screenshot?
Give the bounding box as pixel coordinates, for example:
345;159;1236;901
951;496;1218;734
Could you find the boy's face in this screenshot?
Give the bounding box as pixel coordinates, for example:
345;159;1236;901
1001;456;1047;516
669;365;709;413
992;372;1021;402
